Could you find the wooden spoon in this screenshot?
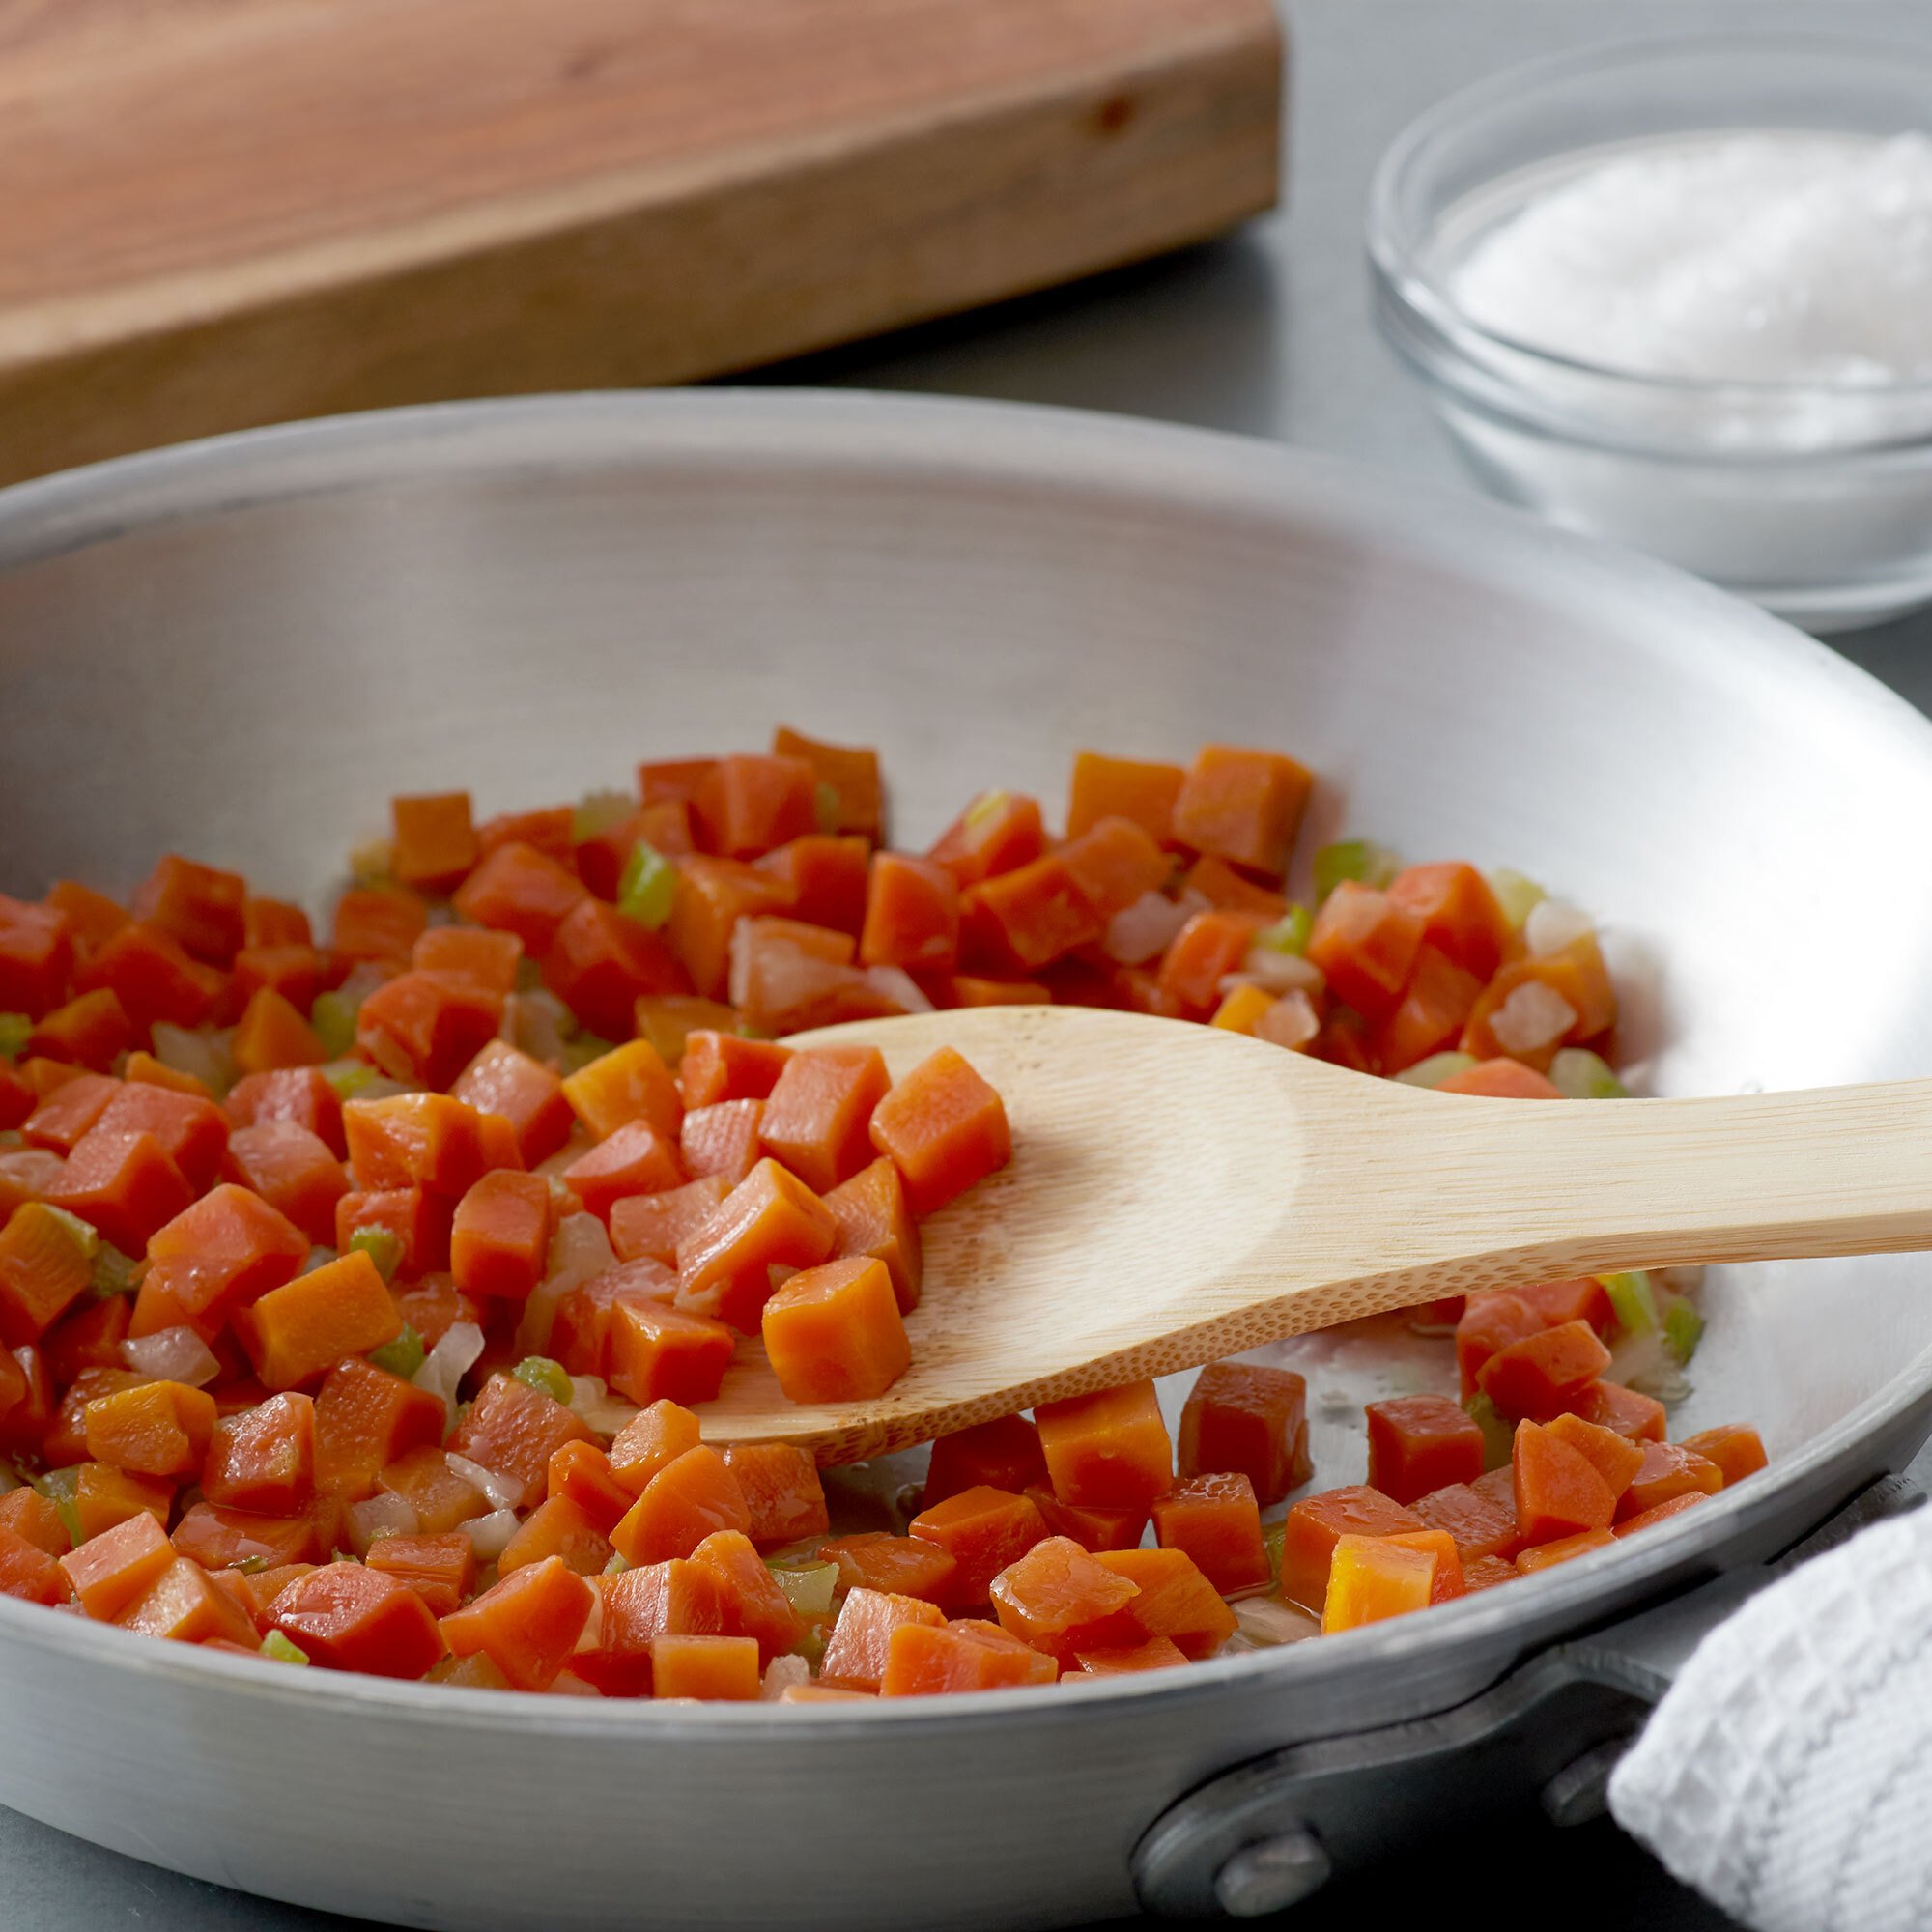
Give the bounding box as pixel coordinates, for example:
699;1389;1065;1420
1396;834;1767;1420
697;1004;1932;1461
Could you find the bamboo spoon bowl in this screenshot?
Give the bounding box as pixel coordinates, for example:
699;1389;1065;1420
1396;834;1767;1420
698;1003;1932;1460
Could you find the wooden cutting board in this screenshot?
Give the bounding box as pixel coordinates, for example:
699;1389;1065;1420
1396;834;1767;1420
0;0;1282;487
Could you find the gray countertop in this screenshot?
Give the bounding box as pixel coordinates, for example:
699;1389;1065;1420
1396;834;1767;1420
11;1;1932;1925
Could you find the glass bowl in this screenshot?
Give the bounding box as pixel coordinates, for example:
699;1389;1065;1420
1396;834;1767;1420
1369;34;1932;633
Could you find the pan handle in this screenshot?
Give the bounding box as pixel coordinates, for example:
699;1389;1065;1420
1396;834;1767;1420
1131;1474;1921;1919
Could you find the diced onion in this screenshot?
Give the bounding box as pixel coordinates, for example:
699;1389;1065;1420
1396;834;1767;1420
1103;891;1190;965
762;1655;810;1700
1234;949;1325;997
1232;1597;1321;1647
573;1593;605;1654
120;1326;220;1388
413;1320;486;1416
569;1375;641;1438
149;1023;235;1097
1607;1327;1692;1405
1396;1050;1478;1090
1524;898;1595;958
504;988;577;1064
345;1492;419;1555
1488;981;1577;1055
861;966;933;1013
517;1213;618;1356
461;1509;523;1559
1254;989;1321;1051
446;1453;524;1513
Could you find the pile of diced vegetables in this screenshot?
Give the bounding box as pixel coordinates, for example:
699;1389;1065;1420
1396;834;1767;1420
0;733;1763;1696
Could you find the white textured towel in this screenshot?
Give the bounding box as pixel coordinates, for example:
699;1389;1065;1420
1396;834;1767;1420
1610;1502;1932;1932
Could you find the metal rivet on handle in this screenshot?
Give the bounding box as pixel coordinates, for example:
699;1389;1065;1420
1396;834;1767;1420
1541;1735;1635;1828
1212;1830;1332;1918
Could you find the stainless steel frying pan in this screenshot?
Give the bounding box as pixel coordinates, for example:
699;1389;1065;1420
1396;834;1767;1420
2;392;1929;1930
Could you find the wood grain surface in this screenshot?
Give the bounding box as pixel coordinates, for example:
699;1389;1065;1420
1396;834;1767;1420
697;1005;1932;1460
0;0;1282;484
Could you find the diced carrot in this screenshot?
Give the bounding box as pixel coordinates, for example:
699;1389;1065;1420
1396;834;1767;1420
202;1391;315;1513
562;1038;683;1145
1463;1552;1519;1592
923;1415;1048;1508
377;1446;489;1534
353;973;497;1089
563;1122;685;1223
129;855;244;966
1680;1424;1768;1487
925;975;1054;1009
1035;1382;1174;1510
692;755;819;861
1616;1442;1725;1520
389;792;478;894
1156;910;1265;1018
1455;1292;1544;1399
0;1525;71;1605
450;1170;554;1302
60;1511;177;1620
1060;818;1172;923
817;1533;958;1604
343;1093;490;1198
665;857;794;1001
1565;1379;1667;1444
544;1440;636;1534
0;1200;99;1345
0;1145;59;1214
232;945;327;1017
1208;983;1278;1036
987;1534;1143;1662
1181;854;1286;919
1612;1492;1711;1538
270;1561;446;1677
1321;1532;1442;1633
1373;945;1484;1073
1071;1634;1192;1676
47;880;132;953
330;886;428;966
229;985;326;1078
907;1485;1047;1609
0;1487;70;1556
762;1256;910;1404
1412;1480;1521;1562
410;927;522;1000
606;1299;736;1407
758;1047;891;1197
771;726;884;840
223;1121;348;1246
0;1065;32;1134
22;1071;120;1155
0;895;74;1018
235;1249;401;1392
447;1371;593;1498
650;1632;762;1701
95;1081;231;1192
478;807;578;868
859;854;959;971
1091;1547;1237;1658
0;1345;56;1459
677;1034;790;1112
365;1531;477;1618
608;1175;731;1268
867;1046;1010;1218
959;856;1103;975
1517;1529;1616;1574
1169;746;1312;880
676;1158;836;1332
1177;1361;1311;1505
1066;753;1186;845
1545;1411;1645;1504
1279;1486;1426;1610
335;1187;453;1282
717;1441;828;1549
1365;1394;1485;1505
631;996;737;1070
928;792;1047;890
821;1156;923;1316
1479;1320;1613;1421
1151;1472;1270;1595
755;836;871;936
571;1557;725;1695
543;896;690;1039
821;1586;946;1690
85;1378;217;1478
689;1527;802;1661
609;1400;703;1495
1513;1420;1618;1543
48;1129;195;1255
680;1099;766;1186
1386;864;1511;982
553;1255;679;1384
497;1494;614;1577
69;1463;170;1551
610;1445;751;1566
452;842;589;955
880;1616;1059;1695
226;1067;346;1158
1519;1276;1615;1334
447;1051;568;1176
41;1368;149;1465
120;1555;257;1646
1024;1486;1149;1553
24;989;134;1073
242;897;313;950
1306;883;1426;1025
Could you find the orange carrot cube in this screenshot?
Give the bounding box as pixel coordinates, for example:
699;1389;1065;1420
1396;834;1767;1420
1680;1424;1769;1487
665;857;793;1001
675;1158;836;1333
354;972;499;1089
1071;1634;1191;1676
1170;746;1312;880
1035;1381;1174;1510
754;836;871;936
1279;1485;1426;1611
762;1256;910;1405
546;1440;637;1534
821;1586;946;1690
693;755;819;861
907;1485;1047;1608
606;1300;736;1407
120;1555;258;1647
202;1391;315;1513
1612;1492;1711;1538
1412;1480;1521;1563
131;854;247;965
1090;1546;1236;1658
719;1440;829;1549
927;792;1047;890
770;726;884;839
988;1534;1141;1662
959;856;1103;975
758;1047;891;1196
690;1527;802;1662
1365;1394;1485;1505
1155;910;1265;1017
60;1511;178;1620
450;1169;554;1301
0;1524;71;1605
235;1249;402;1392
1306;882;1426;1025
1386;863;1511;982
266;1561;447;1679
365;1531;477;1619
450;1040;575;1168
1545;1411;1646;1503
411;925;523;997
451;841;588;955
1513;1420;1618;1543
0;1200;99;1345
610;1445;751;1567
84;1378;217;1478
390;792;479;894
1478;1320;1613;1421
680;1100;766;1186
867;1047;1009;1218
651;1632;763;1701
330;886;429;966
860;855;959;972
816;1533;958;1604
343;1093;491;1198
334;1187;453;1282
562;1122;686;1223
1151;1472;1270;1595
48;1128;195;1256
562;1038;684;1145
498;1495;614;1578
1065;752;1186;844
446;1371;593;1498
1321;1532;1442;1633
923;1414;1048;1507
378;1447;489;1535
1177;1361;1311;1505
609;1400;703;1495
1614;1442;1725;1521
677;1033;792;1111
24;990;134;1073
221;1121;347;1247
1517;1529;1617;1574
880;1617;1059;1694
823;1155;923;1314
1025;1486;1149;1553
1565;1379;1667;1444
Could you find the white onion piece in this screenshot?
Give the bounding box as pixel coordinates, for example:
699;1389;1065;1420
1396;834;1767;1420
1608;1328;1692;1405
1232;1597;1321;1647
1489;981;1577;1055
345;1492;419;1555
461;1509;523;1559
517;1213;619;1355
862;965;933;1013
121;1326;221;1388
762;1655;810;1700
446;1453;524;1513
148;1023;236;1097
1235;948;1325;996
1103;891;1190;965
504;990;574;1064
413;1320;486;1416
1524;897;1595;959
1254;988;1321;1051
569;1375;641;1438
573;1593;605;1654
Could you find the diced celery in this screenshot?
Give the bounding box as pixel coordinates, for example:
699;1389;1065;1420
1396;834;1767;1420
318;1057;378;1100
788;1623;829;1670
1489;867;1546;932
767;1560;838;1620
617;840;677;930
1602;1270;1660;1337
1549;1047;1628;1100
1395;1051;1478;1090
1662;1301;1705;1367
350;1227;404;1284
261;1631;311;1665
573;791;635;842
604;1552;630;1576
90;1244;138;1298
560;1034;619;1077
311;993;361;1062
33;1467;83;1548
233;1554;270;1576
813;782;841;836
1313;839;1400;903
1254;905;1314;956
1463;1392;1514;1471
0;1013;29;1060
1263;1520;1287;1588
514;1355;574;1406
368;1324;424;1380
41;1206;99;1264
963;788;1009;831
514;955;545;995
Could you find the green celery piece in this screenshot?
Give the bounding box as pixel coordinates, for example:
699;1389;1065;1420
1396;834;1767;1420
1663;1301;1705;1366
40;1206;99;1264
90;1244;138;1298
1395;1051;1477;1090
0;1013;29;1060
1549;1048;1628;1099
1254;905;1313;956
369;1324;425;1380
33;1467;83;1548
1312;839;1400;903
1602;1270;1660;1336
572;791;635;842
1463;1392;1514;1472
1263;1520;1287;1588
617;840;677;930
319;1057;379;1100
789;1623;829;1670
349;1227;404;1284
604;1552;630;1576
560;1034;619;1077
813;782;842;835
233;1554;271;1576
260;1631;311;1665
1488;867;1545;932
767;1560;838;1620
311;992;361;1061
514;1356;574;1406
